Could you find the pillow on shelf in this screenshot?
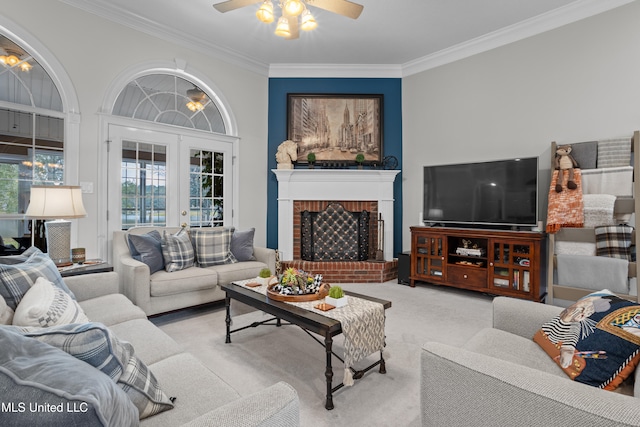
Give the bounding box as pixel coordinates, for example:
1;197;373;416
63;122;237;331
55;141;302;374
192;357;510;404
191;227;237;267
595;225;634;261
0;246;75;311
0;294;14;325
0;327;139;426
9;322;175;419
12;277;89;327
533;289;640;391
230;228;256;262
161;228;195;272
128;230;165;274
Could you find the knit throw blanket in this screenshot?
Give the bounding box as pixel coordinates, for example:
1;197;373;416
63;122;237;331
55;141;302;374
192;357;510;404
546;169;584;233
235;280;386;386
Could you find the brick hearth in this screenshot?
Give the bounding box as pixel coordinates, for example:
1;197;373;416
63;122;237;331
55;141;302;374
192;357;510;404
281;260;398;283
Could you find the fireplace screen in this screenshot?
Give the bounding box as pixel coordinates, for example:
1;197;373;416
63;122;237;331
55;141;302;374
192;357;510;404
301;203;370;261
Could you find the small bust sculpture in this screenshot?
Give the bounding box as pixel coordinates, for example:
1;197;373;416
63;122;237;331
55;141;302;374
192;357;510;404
276;140;298;169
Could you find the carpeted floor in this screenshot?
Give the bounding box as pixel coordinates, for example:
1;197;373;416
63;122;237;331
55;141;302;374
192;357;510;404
151;280;494;426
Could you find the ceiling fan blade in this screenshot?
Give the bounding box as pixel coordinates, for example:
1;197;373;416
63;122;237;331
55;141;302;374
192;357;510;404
213;0;262;13
284;15;300;40
307;0;363;19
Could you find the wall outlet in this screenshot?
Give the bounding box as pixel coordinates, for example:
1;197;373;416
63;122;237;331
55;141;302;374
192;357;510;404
80;182;94;193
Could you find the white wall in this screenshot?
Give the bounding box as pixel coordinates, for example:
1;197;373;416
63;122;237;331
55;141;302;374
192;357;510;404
402;1;640;251
1;1;269;259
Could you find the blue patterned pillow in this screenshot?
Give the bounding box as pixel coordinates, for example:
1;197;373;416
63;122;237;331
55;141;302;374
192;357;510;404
191;227;238;267
10;322;175;419
161;228;195;272
0;247;75;311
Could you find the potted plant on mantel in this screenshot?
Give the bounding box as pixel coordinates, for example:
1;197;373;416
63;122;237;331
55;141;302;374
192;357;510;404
355;153;365;169
307;152;316;169
325;285;348;308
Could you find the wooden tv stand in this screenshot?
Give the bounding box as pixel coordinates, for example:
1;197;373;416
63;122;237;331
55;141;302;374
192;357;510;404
410;226;546;302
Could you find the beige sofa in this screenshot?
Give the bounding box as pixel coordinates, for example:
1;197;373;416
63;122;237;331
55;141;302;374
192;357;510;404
421;297;640;426
113;227;276;316
0;271;299;426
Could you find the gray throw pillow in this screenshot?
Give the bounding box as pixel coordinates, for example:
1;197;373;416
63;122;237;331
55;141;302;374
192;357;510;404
230;228;256;261
128;231;164;274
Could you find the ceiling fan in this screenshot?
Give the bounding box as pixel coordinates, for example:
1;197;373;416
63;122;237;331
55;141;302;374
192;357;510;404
213;0;364;40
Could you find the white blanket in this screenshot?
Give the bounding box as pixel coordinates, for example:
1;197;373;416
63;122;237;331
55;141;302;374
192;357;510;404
580;166;633;197
557;254;629;294
582;194;616;228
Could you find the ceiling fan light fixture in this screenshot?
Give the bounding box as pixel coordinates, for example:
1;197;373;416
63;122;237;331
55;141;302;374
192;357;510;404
19;61;32;72
283;0;304;17
4;55;20;67
186;87;207;112
300;9;317;31
186;101;205;112
274;16;291;37
256;0;274;23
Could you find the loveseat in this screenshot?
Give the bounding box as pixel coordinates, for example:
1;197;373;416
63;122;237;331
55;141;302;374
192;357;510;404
1;270;299;426
421;296;640;426
113;226;276;316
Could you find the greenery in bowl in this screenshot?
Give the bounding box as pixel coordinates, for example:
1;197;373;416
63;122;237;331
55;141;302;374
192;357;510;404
355;153;365;164
307;152;316;163
328;285;344;299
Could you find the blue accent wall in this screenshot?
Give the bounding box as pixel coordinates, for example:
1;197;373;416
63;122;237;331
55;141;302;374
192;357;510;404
267;78;403;257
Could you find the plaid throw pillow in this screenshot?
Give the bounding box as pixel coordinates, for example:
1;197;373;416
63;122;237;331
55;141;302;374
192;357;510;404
161;228;195;272
0;247;75;311
191;227;238;267
595;225;634;261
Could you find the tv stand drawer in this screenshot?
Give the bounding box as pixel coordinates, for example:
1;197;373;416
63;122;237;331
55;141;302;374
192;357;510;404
447;266;487;289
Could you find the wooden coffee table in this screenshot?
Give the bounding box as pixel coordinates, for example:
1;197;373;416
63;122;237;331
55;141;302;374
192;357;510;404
221;282;391;410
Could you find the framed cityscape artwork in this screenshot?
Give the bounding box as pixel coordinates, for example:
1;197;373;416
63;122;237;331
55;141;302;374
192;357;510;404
287;93;383;164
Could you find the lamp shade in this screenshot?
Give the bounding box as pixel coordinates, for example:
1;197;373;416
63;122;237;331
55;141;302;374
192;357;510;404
25;186;87;219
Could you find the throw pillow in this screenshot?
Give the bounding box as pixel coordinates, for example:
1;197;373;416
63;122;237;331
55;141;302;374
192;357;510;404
230;228;256;261
161;228;195;272
0;294;14;325
8;322;175;419
128;230;165;274
0;327;139;426
190;227;238;267
0;246;75;310
533;289;640;391
12;277;89;327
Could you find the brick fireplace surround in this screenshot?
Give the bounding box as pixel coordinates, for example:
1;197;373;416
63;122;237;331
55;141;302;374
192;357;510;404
272;169;400;283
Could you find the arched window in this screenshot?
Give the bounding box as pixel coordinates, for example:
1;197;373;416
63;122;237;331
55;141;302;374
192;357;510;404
106;72;236;233
0;34;65;254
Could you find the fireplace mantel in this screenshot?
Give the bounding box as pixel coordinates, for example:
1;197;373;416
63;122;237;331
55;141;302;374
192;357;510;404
272;169;400;261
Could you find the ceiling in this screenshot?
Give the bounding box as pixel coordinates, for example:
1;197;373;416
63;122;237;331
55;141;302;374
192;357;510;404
60;0;632;77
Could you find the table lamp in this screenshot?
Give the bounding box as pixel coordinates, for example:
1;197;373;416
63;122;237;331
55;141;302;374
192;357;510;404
25;185;87;266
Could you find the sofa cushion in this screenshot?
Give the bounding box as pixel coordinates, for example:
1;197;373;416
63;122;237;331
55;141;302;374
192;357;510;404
0;293;13;325
533;289;640;391
13;277;89;327
141;352;241;426
150;268;218;297
79;294;147;327
209;260;267;286
109;318;183;365
464;328;565;378
0;326;139;426
162;228;195;272
230;228;256;261
0;247;75;310
191;227;237;267
128;230;165;274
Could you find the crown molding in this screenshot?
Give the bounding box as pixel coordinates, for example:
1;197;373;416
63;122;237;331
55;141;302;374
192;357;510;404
401;0;635;77
268;64;403;78
59;0;269;76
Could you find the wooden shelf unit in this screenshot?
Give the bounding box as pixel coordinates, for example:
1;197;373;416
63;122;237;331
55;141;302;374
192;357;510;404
410;226;546;302
547;130;639;304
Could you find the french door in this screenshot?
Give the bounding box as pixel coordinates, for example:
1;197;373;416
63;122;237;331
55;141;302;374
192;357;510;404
106;123;233;237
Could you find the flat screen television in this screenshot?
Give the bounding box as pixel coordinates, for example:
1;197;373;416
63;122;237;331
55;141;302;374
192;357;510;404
423;157;538;228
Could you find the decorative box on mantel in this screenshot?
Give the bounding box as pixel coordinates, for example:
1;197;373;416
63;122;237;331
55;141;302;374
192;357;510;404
272;169;400;262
